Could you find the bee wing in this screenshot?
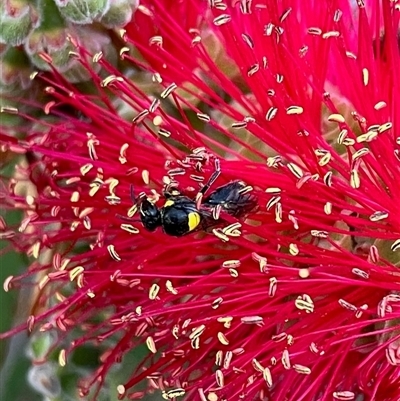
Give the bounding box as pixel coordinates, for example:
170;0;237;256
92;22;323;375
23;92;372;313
203;181;258;217
198;204;231;232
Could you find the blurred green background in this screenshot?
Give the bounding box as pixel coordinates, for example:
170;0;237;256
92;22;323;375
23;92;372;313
0;206;41;401
0;206;162;401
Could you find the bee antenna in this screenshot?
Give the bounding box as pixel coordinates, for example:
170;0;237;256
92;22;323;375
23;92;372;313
130;184;136;203
115;213;141;223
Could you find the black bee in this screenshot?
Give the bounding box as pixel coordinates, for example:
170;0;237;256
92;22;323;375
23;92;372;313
136;160;258;237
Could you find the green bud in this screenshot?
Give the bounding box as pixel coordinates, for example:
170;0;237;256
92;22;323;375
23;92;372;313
202;30;240;79
25;0;118;83
0;46;33;93
100;0;138;28
27;363;61;399
25;25;75;72
0;0;38;46
54;0;110;25
321;83;360;154
0;95;25;127
26;330;58;361
24;0;74;71
26;24;118;83
62;25;118;83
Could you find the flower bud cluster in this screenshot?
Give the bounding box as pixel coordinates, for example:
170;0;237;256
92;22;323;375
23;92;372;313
0;0;138;98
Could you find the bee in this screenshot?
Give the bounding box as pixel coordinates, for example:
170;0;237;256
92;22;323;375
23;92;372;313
134;159;258;237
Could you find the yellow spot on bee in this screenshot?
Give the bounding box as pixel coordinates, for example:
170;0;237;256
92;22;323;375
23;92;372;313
188;212;201;231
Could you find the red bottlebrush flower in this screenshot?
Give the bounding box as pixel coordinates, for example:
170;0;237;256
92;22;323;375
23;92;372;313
125;0;207;82
1;1;400;400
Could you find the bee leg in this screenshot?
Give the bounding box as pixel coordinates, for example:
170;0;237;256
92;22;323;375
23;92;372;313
130;184;147;206
116;186;147;223
196;158;221;208
115;214;140;223
201;158;221;195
